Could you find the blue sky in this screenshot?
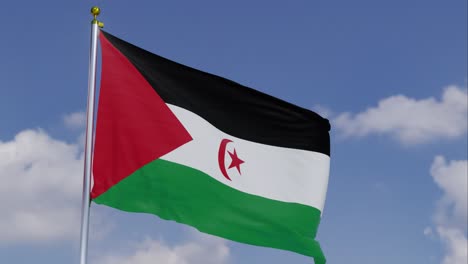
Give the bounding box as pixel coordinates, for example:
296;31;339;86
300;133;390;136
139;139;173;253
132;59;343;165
0;1;466;264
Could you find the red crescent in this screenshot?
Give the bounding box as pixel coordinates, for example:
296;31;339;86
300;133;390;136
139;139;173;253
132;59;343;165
218;139;233;181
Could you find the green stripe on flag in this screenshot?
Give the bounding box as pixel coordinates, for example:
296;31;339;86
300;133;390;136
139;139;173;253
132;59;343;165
93;159;325;263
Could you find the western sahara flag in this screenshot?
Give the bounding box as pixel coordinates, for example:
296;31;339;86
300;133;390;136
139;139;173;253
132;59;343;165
92;30;331;264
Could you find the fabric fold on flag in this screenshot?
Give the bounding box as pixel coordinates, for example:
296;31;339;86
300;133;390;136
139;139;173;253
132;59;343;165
92;30;331;264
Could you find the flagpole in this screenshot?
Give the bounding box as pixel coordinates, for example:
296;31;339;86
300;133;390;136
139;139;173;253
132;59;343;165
79;6;102;264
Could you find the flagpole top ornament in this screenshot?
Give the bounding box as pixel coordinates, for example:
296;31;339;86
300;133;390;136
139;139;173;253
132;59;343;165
91;6;100;17
90;6;104;28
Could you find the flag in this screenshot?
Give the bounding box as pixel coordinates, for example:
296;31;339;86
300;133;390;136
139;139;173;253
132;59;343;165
92;30;331;264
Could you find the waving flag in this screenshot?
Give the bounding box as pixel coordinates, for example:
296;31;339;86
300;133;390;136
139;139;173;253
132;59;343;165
92;31;331;264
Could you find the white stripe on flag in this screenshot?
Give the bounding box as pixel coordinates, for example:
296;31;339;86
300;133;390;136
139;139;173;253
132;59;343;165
162;104;330;211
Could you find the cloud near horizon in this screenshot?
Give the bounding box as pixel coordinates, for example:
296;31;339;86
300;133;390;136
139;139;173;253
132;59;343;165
94;233;230;264
333;85;467;144
0;129;83;243
430;156;467;264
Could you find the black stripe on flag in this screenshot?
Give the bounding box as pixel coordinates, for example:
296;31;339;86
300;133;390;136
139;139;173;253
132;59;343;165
101;31;330;155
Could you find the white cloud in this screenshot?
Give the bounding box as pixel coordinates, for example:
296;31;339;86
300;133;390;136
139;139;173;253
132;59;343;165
334;85;467;144
0;129;84;243
430;156;467;264
95;233;230;264
437;227;467;264
64;111;86;130
431;156;468;229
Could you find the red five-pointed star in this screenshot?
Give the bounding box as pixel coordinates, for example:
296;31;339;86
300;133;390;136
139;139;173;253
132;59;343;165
227;149;245;174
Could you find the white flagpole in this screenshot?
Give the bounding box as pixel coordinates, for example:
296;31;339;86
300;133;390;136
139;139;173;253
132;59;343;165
79;6;102;264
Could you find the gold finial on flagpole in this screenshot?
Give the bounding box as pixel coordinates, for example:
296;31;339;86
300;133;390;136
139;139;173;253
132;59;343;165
91;6;100;17
90;6;104;28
